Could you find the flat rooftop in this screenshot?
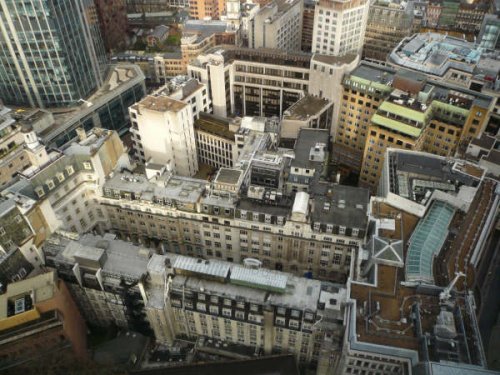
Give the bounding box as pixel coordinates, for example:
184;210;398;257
214;168;242;185
311;184;370;229
283;95;331;121
135;95;187;113
194;113;234;141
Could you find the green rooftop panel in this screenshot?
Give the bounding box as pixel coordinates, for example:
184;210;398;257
371;114;422;138
379;101;429;124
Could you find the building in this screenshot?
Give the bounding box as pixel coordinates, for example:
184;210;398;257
43;232;152;333
282;95;333;142
129;95;199;175
0;271;88;373
388;33;500;93
337;151;500;374
195;113;237;169
147;25;170;47
44;231;348;372
478;14;500;51
181;20;238;71
5;128;128;235
466;134;500;178
126;0;188;13
332;61;495;189
94;0;129;52
363;0;415;61
188;46;358;136
311;0;369;57
248;0;303;52
301;0;317;52
0;0;107;108
189;0;226;20
39;65;146;148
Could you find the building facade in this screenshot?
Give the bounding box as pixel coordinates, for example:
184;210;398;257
129;95;199;176
363;0;415;61
248;0;304;52
189;0;226;20
311;0;369;57
0;0;107;108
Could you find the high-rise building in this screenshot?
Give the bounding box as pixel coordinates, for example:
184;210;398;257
311;0;369;57
129;95;199;176
248;0;304;52
0;0;107;108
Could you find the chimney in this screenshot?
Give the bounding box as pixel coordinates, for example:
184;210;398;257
76;127;87;142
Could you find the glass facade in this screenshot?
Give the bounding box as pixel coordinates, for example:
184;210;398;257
0;0;107;108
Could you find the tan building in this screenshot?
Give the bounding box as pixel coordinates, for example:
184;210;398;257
189;0;226;20
0;271;88;372
195;112;237;169
333;61;494;190
363;0;415;61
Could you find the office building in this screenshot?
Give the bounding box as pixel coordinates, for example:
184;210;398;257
189;0;226;20
0;0;107;108
478;14;500;51
311;0;369;57
130;79;207;175
248;0;303;52
0;271;88;373
333;61;495;189
195;113;237;169
388;33;500;93
363;0;415;61
281;95;333;141
44;232;348;372
189;46;358;137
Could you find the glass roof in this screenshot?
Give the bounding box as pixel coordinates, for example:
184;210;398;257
405;200;455;284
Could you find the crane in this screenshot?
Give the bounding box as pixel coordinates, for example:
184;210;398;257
439;272;465;303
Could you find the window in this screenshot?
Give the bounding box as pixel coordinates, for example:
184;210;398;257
65;165;75;175
46;179;55;190
56;172;65;183
35;186;45;198
83;162;92;170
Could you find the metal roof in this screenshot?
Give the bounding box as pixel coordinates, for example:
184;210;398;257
173;255;230;279
230;265;288;293
405;200;455;284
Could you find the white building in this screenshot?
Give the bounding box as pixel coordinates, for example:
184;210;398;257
312;0;369;57
249;0;303;52
130;95;198;176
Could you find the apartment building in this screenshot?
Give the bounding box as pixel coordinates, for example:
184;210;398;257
311;0;369;57
0;271;88;372
195;113;237;169
248;0;303;52
302;0;317;52
363;0;415;61
129;95;199;176
189;0;226;19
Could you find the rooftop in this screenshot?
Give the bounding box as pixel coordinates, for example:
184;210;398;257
214;168;242;186
283;95;332;121
389;33;482;77
311;184;370;229
194;113;235;141
135;95;187;113
291;129;330;169
405;200;456;284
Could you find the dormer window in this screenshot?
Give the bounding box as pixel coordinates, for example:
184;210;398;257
46;179;55;190
56;172;65;183
35;186;45;198
66;165;75;175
